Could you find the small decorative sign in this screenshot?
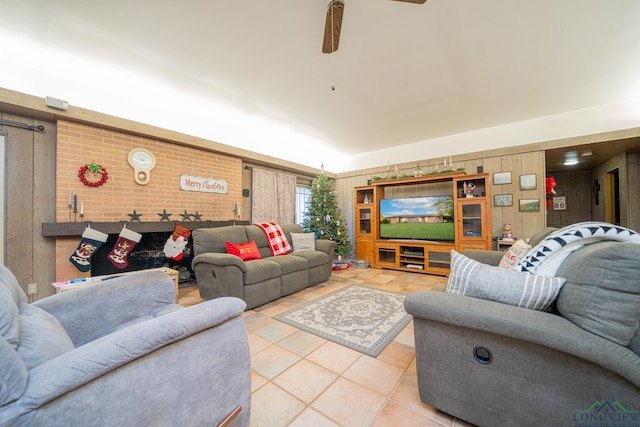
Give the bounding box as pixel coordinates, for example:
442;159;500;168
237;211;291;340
180;175;228;194
552;196;566;210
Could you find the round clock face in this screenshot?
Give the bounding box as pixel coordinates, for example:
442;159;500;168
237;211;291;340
131;150;154;169
128;148;156;185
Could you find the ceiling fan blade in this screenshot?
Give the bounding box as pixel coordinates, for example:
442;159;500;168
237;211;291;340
322;0;345;54
392;0;427;3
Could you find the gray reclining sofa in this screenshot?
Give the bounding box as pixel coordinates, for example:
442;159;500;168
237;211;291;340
192;224;335;309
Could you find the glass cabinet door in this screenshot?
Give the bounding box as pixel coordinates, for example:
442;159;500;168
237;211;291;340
359;207;372;234
461;202;484;238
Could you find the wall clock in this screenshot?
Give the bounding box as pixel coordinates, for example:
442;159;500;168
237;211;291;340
127;148;156;185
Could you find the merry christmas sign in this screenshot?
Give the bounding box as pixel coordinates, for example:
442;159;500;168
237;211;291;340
180;175;228;194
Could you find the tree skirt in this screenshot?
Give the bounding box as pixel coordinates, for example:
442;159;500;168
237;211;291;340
275;285;411;357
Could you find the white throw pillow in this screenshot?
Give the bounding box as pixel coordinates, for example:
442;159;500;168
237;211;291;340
290;232;316;252
498;239;532;269
446;250;565;311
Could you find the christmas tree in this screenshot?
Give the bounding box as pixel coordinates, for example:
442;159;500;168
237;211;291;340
302;173;353;258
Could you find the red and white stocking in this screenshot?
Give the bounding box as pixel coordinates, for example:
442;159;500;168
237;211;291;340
163;224;191;261
108;227;142;270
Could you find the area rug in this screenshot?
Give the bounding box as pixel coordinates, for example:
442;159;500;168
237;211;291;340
275;285;411;357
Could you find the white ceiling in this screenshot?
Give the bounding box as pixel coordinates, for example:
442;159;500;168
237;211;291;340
2;0;640;172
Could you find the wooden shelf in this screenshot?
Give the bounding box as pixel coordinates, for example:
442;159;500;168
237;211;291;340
42;220;249;237
370;172;466;187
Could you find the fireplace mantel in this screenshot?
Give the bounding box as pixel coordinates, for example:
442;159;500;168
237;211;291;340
42;220;249;237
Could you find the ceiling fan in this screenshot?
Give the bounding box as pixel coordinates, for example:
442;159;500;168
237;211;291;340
322;0;427;53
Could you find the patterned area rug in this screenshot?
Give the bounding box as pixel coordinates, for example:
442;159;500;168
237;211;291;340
275;285;411;357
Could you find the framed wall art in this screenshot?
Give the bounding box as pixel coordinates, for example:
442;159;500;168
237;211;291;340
494;194;513;207
519;198;540;212
493;171;512;185
552;196;567;210
519;174;537;190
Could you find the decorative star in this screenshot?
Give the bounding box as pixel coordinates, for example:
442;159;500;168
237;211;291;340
157;209;172;221
191;211;203;221
128;210;143;222
179;210;192;221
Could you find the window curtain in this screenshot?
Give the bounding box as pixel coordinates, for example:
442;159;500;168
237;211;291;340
251;168;296;224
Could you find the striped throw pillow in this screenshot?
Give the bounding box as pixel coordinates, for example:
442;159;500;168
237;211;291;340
446;250;566;311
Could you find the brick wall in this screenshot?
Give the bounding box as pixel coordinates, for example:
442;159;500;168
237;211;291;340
55;120;243;280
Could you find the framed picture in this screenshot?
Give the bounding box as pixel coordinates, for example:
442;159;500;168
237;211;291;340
519;174;537;190
552;196;567;210
494;194;513;207
519;198;540;212
493;171;512;185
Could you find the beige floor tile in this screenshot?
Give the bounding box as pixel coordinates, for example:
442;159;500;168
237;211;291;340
393;326;415;348
312;377;387;427
342;356;405;396
277;294;311;308
250;383;305;427
253;320;298;343
243;312;275;332
247;333;272;356
373;401;449;427
391;372;455;425
251;345;301;380
250;370;268;393
407;357;417;373
273;359;338;404
277;330;327;357
257;302;293;318
376;341;415;370
306;341;362;374
288;407;339;427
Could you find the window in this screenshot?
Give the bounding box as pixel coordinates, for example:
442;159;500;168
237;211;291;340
295;186;311;225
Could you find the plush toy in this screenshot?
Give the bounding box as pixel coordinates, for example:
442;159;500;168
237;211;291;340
546;176;557;208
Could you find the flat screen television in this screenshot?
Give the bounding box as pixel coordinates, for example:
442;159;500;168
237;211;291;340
379;196;454;241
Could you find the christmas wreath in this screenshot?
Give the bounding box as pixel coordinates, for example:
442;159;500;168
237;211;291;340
78;163;108;187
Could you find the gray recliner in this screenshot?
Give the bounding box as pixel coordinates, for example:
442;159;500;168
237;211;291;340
0;265;251;427
405;232;640;427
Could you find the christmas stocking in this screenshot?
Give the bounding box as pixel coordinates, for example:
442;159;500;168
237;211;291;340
69;227;109;272
163;224;191;261
107;227;142;270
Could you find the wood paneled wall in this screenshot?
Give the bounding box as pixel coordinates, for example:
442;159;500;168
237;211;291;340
336;150;547;246
1;113;56;299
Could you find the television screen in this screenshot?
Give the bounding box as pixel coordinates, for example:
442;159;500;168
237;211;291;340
379;196;454;241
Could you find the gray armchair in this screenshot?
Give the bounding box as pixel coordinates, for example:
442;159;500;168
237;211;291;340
0;265;250;427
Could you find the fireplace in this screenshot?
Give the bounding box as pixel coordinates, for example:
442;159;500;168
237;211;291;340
91;230;195;284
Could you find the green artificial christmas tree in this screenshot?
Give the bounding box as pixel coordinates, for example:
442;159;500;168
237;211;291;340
302;173;353;258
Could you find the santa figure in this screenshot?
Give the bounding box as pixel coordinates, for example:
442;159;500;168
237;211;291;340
163;224;191;261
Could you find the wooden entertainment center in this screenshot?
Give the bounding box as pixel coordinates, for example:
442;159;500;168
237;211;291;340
354;172;491;275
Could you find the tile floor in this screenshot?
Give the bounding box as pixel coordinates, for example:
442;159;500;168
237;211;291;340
178;267;475;427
